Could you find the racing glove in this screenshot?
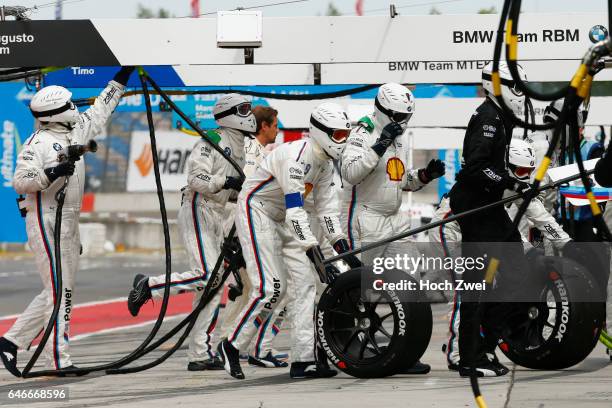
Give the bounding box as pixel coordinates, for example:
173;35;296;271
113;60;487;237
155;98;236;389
44;162;76;183
332;239;363;269
306;245;331;283
418;159;446;183
508;179;534;196
371;122;404;157
325;263;342;280
223;176;244;192
113;66;136;86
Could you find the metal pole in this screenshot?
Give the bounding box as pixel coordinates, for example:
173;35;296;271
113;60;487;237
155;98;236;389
323;169;594;264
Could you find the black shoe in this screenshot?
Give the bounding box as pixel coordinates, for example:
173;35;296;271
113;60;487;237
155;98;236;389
448;363;460;372
289;362;338;379
0;337;20;378
133;273;146;288
486;352;510;375
248;351;288;368
459;359;509;377
397;360;431;375
217;340;244;379
187;356;225;371
57;365;88;377
127;276;151;317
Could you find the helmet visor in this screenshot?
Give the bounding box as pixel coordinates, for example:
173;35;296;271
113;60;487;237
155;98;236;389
391;111;411;123
331;128;350;143
236;102;252;117
513;166;534;179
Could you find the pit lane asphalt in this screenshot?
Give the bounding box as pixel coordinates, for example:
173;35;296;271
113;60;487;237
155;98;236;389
0;251;190;316
0;252;610;407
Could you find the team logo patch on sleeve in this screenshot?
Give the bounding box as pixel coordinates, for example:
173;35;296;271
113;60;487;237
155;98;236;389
323;216;335;234
482;168;502;182
386;157;405;181
53;143;63;151
291;220;306;240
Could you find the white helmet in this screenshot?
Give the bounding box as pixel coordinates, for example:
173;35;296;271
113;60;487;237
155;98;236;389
309;102;351;160
30;85;79;124
482;61;527;118
374;83;415;130
543;99;589;128
524;132;549;168
213;93;256;133
508;138;536;180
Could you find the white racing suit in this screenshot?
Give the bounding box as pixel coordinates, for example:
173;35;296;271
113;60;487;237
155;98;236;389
427;196;463;366
340;114;426;268
221;137;290;358
146;128;244;362
431;194;570;366
6;81;125;369
229;139;344;362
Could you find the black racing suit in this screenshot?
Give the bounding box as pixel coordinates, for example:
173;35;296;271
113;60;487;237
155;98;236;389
449;99;528;367
595;141;612;187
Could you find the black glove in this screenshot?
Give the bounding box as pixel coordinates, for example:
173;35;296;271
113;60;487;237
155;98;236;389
508;179;533;196
228;283;243;301
325;264;342;280
306;245;324;267
44;162;76;183
420;159;446;182
223;176;244;192
371;122;404;157
306;245;330;283
113;66;136;86
332;239;363;269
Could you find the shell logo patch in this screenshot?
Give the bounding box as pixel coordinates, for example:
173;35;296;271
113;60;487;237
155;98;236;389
304;183;313;198
386;157;405;181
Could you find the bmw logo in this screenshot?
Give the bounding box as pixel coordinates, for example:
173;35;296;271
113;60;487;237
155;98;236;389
589;25;608;43
224;146;232;156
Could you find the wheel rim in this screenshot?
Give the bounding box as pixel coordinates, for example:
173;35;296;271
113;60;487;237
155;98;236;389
326;287;398;363
502;278;562;352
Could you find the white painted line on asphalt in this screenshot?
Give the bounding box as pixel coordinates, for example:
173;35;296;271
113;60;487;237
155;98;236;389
70;314;187;342
0;271;30;277
424;378;438;386
0;297;128;321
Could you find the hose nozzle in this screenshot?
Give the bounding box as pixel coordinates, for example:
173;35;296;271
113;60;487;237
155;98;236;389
57;140;98;162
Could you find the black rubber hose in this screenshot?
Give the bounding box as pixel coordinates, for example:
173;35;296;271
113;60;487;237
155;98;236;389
142;73;246;178
106;73;248;373
485;0;560;131
609;0;612;42
0;67;43;76
107;227;237;374
509;95;576;233
23;71;177;378
568;114;612;241
0;69;43;83
506;0;569;102
21;179;68;377
71;84;381;107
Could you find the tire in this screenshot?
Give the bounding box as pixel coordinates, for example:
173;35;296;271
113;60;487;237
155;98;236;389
499;256;605;369
316;267;432;378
